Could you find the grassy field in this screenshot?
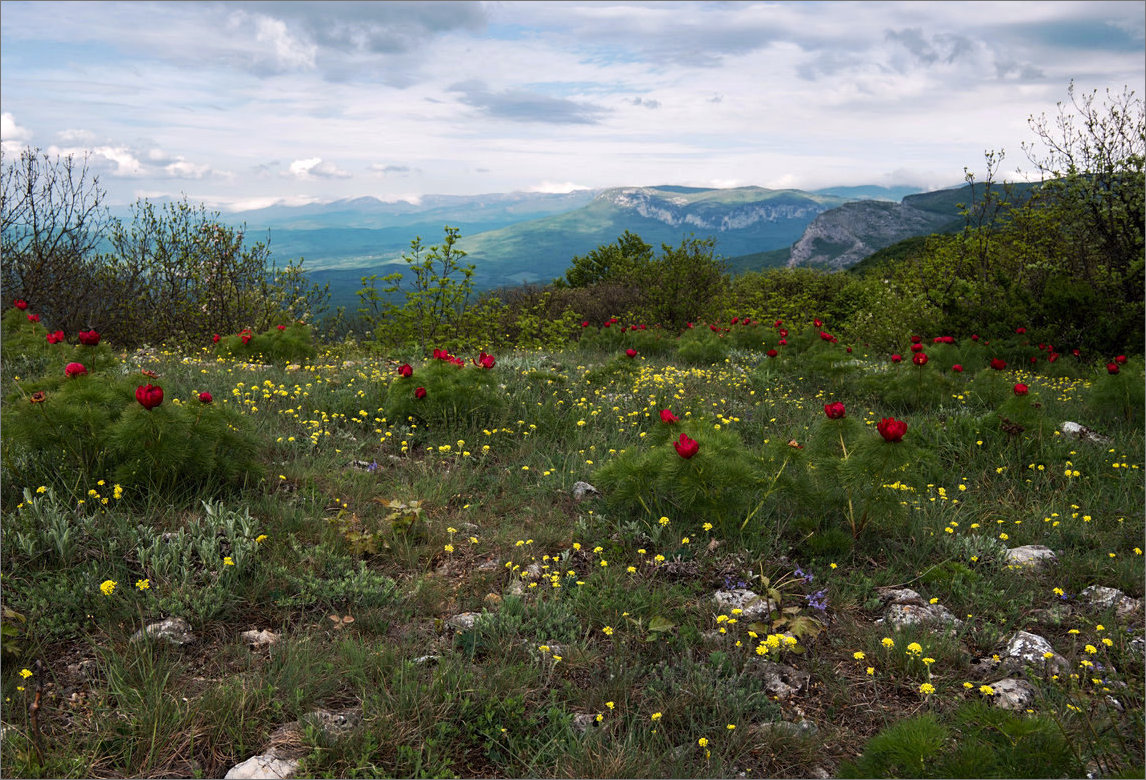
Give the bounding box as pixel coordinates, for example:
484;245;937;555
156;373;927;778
1;319;1142;778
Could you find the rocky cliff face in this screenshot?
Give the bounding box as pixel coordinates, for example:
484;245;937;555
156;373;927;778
793;186;971;269
603;187;833;231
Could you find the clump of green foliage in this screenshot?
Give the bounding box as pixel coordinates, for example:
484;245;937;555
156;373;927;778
382;352;506;433
214;322;317;363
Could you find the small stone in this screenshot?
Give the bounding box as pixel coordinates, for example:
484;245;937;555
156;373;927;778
987;677;1037;712
757;719;818;737
999;630;1069;677
241;629;278;648
1060;421;1111;445
475;558;501;571
447;612;483;631
744;659;810;700
881;603;963;629
713;588;776;621
1005;545;1057;569
1079;585;1143;619
875;587;925;606
413;655;439;665
300;707;362;736
571;713;597;734
571;481;600;501
224;755;299;779
131;617;196;646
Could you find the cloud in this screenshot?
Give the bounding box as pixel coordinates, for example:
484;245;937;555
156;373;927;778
448;80;608;124
38;139;227;182
1;112;33;153
527;181;591;193
370;163;417;175
629;97;661;109
252;0;487;54
288;157;352;179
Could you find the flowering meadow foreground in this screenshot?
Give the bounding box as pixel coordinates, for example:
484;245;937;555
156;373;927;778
1;304;1143;779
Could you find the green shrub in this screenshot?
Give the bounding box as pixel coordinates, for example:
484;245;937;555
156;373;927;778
593;417;766;530
674;328;729;365
839;702;1083;778
214;322;316;364
2;358;261;504
382;352;506;433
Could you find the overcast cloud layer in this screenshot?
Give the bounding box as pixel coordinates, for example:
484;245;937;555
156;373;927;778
1;0;1143;209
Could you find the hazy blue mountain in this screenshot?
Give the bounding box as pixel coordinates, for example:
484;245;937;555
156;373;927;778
453;185;856;287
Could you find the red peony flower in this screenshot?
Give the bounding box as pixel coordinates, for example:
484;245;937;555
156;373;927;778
473;351;496;369
582;321;589;328
813;318;822;327
1015;327;1026;334
846;346;852;353
1013;383;1029;395
766;348;778;358
276;325;286;331
240;333;251;345
1048;353;1059;363
398;363;413;377
910;343;924;353
971;334;980;341
65;362;87;378
1107;362;1119;374
913;352;928;366
46;330;65;344
910;335;922;344
414;386;426;399
673;433;699;459
731;317;739;325
891;354;902;363
27;313;40;323
1072;349;1080;357
1115;355;1127;364
824;401;846;419
877;417;907;443
77;329;100;345
660;409;679;424
14;299;28;310
779;328;789;338
135;383;163;410
989;358;1006;370
951;364;963;373
778;338;787;346
212;333;221;343
198;391;213;404
625;348;637;358
820;331;834;342
774;320;783;327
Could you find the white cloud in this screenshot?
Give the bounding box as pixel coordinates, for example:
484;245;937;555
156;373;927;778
527;181;592;193
288;157;353;180
1;112;33;153
250;13;318;71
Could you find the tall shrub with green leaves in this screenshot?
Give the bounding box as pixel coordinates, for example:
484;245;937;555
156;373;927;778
358;227;476;351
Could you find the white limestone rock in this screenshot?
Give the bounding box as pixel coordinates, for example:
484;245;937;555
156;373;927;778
131;617;195;646
1079;585;1143;619
1005;545;1057;569
987;678;1037;712
713;588;776;621
224;755;299;779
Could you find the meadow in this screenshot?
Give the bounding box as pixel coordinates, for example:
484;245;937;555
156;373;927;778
1;308;1142;779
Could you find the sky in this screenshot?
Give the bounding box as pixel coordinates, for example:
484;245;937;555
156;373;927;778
1;0;1143;211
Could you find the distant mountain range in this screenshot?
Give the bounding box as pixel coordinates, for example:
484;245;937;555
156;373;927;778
113;182;993;309
209;184;937;292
